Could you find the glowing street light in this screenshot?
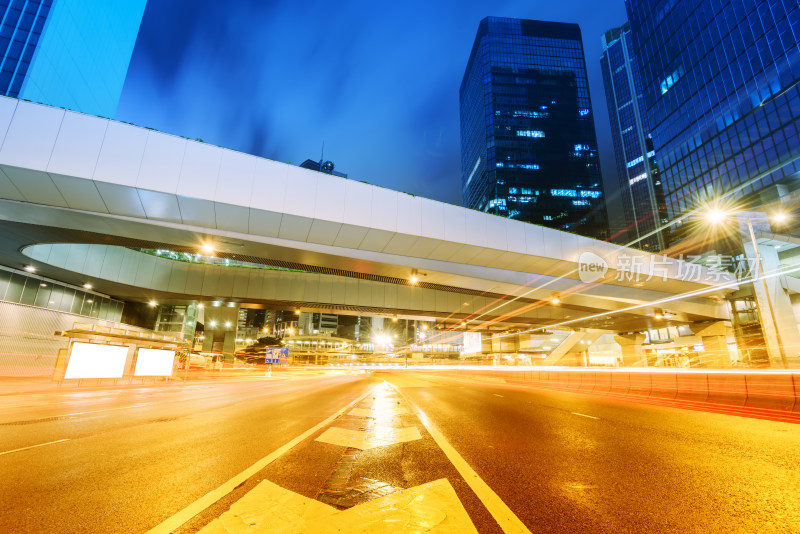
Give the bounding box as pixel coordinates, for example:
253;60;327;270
148;300;158;307
374;333;391;346
704;208;730;224
551;296;560;305
771;211;789;223
200;242;215;254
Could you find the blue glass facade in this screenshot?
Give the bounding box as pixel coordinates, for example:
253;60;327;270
626;0;800;236
460;17;607;238
600;22;667;251
0;0;146;117
0;0;52;97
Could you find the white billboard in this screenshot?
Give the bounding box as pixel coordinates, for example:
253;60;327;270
134;348;175;376
64;342;128;379
463;332;482;354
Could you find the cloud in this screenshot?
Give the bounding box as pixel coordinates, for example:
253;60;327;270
117;0;628;207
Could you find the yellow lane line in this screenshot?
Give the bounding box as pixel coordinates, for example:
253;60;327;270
0;438;70;457
571;412;599;420
145;386;376;534
391;383;532;534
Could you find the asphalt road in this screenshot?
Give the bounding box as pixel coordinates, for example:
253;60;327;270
1;370;798;533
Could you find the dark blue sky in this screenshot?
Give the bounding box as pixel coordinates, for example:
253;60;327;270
117;0;628;207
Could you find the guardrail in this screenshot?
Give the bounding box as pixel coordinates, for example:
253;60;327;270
409;367;800;413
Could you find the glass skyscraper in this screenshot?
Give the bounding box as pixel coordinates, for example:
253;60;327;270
0;0;146;117
625;0;800;236
600;22;667;251
460;16;607;238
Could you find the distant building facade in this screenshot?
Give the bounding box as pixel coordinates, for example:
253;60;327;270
625;0;800;237
0;0;146;117
298;312;338;336
460;16;608;238
600;22;667;251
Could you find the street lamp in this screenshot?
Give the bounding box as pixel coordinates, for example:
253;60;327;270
704;208;730;224
705;208;789;368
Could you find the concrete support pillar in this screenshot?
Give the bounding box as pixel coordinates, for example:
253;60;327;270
542;331;603;365
122;345;137;379
613;333;646;367
223;331;236;355
740;215;799;367
702;335;729;368
690;321;731;368
203;306;240;355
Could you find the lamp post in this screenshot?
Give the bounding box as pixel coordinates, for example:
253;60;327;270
705;208;789;368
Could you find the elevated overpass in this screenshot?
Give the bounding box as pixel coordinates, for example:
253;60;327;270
0;96;734;339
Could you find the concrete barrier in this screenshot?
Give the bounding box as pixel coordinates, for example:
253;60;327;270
415;367;800;413
675;373;709;402
650;373;678;399
628;373;652;396
706;373;747;407
610;372;631;394
593;371;613;393
743;373;797;411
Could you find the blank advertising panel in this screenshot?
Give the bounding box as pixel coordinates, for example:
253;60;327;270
64;342;128;379
133;348;175;376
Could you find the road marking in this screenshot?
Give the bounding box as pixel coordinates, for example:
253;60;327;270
571;412;599;420
197;478;477;533
145;387;375;534
0;438;70;457
493;394;505;397
316;425;422;450
392;386;532;534
349;406;409;418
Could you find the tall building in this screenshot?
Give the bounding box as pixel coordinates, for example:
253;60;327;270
0;0;146;117
625;0;800;237
600;22;667;251
460;16;607;238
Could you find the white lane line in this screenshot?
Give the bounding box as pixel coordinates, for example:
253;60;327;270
493;394;505;398
571;412;599;420
146;387;376;534
0;438;70;457
393;387;531;534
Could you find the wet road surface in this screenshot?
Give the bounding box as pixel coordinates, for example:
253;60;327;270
1;370;798;533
